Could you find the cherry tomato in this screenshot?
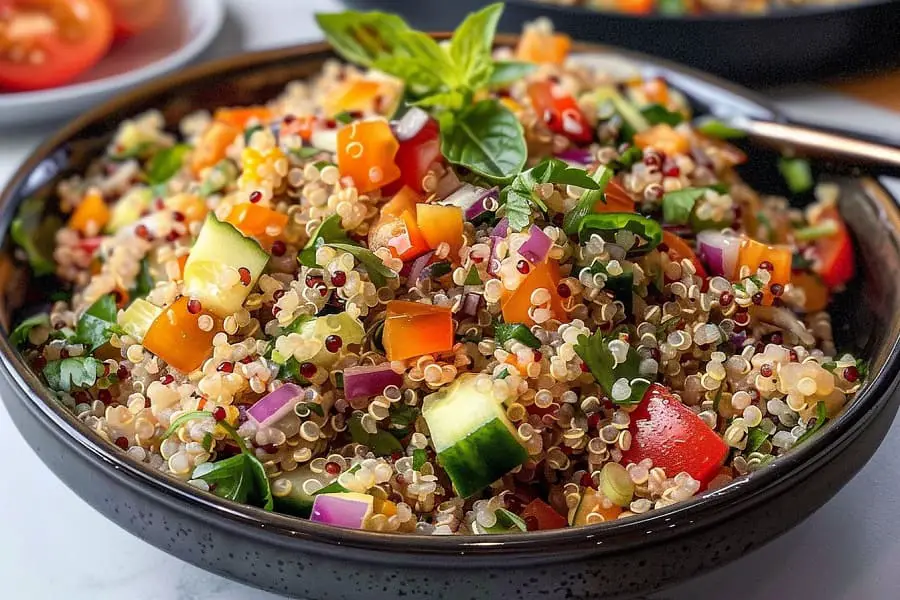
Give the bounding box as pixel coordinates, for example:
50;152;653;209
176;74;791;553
811;206;854;289
385;117;442;195
0;0;114;91
105;0;169;41
521;499;568;531
621;384;728;489
527;80;594;144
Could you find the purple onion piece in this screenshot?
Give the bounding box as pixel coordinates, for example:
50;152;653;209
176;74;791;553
310;493;373;529
247;383;303;426
555;148;594;165
391;107;430;141
406;250;435;285
491;217;510;239
696;230;740;277
441;183;482;211
434;169;463;200
465;188;498;221
461;293;483;318
519;225;553;265
343;363;404;402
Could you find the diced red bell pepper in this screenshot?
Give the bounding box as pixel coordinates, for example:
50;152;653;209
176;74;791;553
621;383;728;488
385;118;442;195
811;206;854;289
663;230;707;279
521;498;568;531
527;81;594;144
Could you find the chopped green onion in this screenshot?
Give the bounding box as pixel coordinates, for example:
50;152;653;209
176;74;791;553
695;117;746;140
778;157;814;194
794;219;839;242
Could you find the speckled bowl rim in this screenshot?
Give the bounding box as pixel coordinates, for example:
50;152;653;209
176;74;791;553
1;39;899;558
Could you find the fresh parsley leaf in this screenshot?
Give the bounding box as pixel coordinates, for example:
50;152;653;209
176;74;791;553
662;188;707;226
315;11;413;68
348;412;404;456
298;214;356;267
640;104;684;127
11;196;60;276
562;165;614;235
487;61;537;87
43;356;103;393
574;330;651;405
412;448;428;471
440;100;527;183
328;242;397;289
507;158;601;232
448;3;502;90
9;313;51;348
494;322;541;349
75;294;121;351
145;144;191;185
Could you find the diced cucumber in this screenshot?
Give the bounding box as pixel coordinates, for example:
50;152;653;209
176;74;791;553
106;187;154;233
589;86;650;137
422;373;528;498
183;213;269;317
287;313;365;368
273;465;340;517
119;298;163;342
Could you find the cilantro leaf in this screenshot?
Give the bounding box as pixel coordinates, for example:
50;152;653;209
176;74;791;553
9;313;51;348
298;214;356;267
145;144;191;185
574;330;651;405
43;356;103;393
75;294;121;351
328;242;397;289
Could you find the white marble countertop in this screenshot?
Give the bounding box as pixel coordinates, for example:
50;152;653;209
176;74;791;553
2;1;900;598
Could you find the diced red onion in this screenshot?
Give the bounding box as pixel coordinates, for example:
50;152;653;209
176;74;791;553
441;183;482;211
491;217;510;239
461;293;483;317
247;383;303;426
310;493;373;529
434;169;463;200
406;250;435;284
487;219;509;277
466;188;498;221
555;148;594;165
343;363;404;402
696;230;741;278
391;107;430;142
519;225;553;264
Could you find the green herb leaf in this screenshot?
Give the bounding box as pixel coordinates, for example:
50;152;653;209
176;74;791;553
75;294;121;351
440;100;527;183
285;313;316;335
193;454;254;504
315;11;413;68
562;165;614;234
160;410;214;441
348;412;404;456
464;266;482;286
496;368;510;379
412;448;428;471
298;214;356;267
578;213;663;257
198;159;238;197
244;124;264;145
244;451;275;511
428;261;453;279
145;144;191;185
291;147;326;160
494;322;541;349
662;188;708;226
11;196;60;276
506;158;600;232
449;3;503;90
640;104;684;126
131;258;154;300
334;111;355;125
778;157;814;194
484;508;528;533
411;91;467;111
42;356;103;393
388;402;419;433
488;61;537;87
314;464;362;496
609;146;643;172
747;427;769;453
201;432;214;452
328;242;397;289
574;330;651;405
695;117;746;140
795;401;828;445
9;313;51;348
277;357;312;386
294;401;325;418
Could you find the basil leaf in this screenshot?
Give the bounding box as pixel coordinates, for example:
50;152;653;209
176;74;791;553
640;104;684;127
43;356;103;393
348;412;404;457
412;448;427;471
11;196;60;276
574;330;651;406
562;165;614;235
9;313;51;348
193;454;254;504
662;188;707;226
449;3;502;89
440;100;526;182
315;11;412;68
145;144;191;185
298;214;356;267
488;61;537;87
328;242;397;289
244;452;275;511
75;294;121;351
507;158;602;232
494;322;541;349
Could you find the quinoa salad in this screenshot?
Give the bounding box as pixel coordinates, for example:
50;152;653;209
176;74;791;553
535;0;858;16
7;5;865;535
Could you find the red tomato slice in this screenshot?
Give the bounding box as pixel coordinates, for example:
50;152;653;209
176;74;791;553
384;118;442;195
527;80;594;144
0;0;113;91
105;0;169;41
621;384;728;488
812;207;855;289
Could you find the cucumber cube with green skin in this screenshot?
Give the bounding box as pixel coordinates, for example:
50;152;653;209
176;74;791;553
273;465;340;517
106;187;153;233
119;298;163;343
423;373;528;498
183;213;270;317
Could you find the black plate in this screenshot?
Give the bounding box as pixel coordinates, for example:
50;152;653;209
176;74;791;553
344;0;900;85
1;40;900;600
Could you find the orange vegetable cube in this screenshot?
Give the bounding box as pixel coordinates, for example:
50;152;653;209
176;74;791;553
225;203;289;240
577;488;623;523
214;106;273;129
642;77;670;105
337;119;401;194
593;181;635;214
634;124;690;156
143;296;219;373
501;261;568;326
416;204;464;261
616;0;654;14
164;193;207;224
386;210;431;262
69;190;110;235
383;300;454;361
191;121;240;176
735;238;792;305
381;186;424;219
516;27;571;65
792;272;829;313
324;80;382;117
177;254;189;279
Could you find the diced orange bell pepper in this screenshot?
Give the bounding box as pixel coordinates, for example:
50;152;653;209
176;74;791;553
416;204;464;261
325;80;382;117
214;106;273;129
663;230;707;279
191;121;240;176
69;190;110;234
616;0;654;14
381;186;424;219
383;300;454;361
387;210;431;262
177;254;189;279
164;193;207;224
577;488;623;523
792;271;829;313
501;260;568;326
337;119;401;194
143;296;219;373
634;124;690;156
225;203;289;245
735;237;792;305
594;180;635;213
642;77;670;105
373;497;398;517
516;27;571;65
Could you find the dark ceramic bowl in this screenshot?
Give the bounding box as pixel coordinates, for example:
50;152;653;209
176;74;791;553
1;41;900;600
